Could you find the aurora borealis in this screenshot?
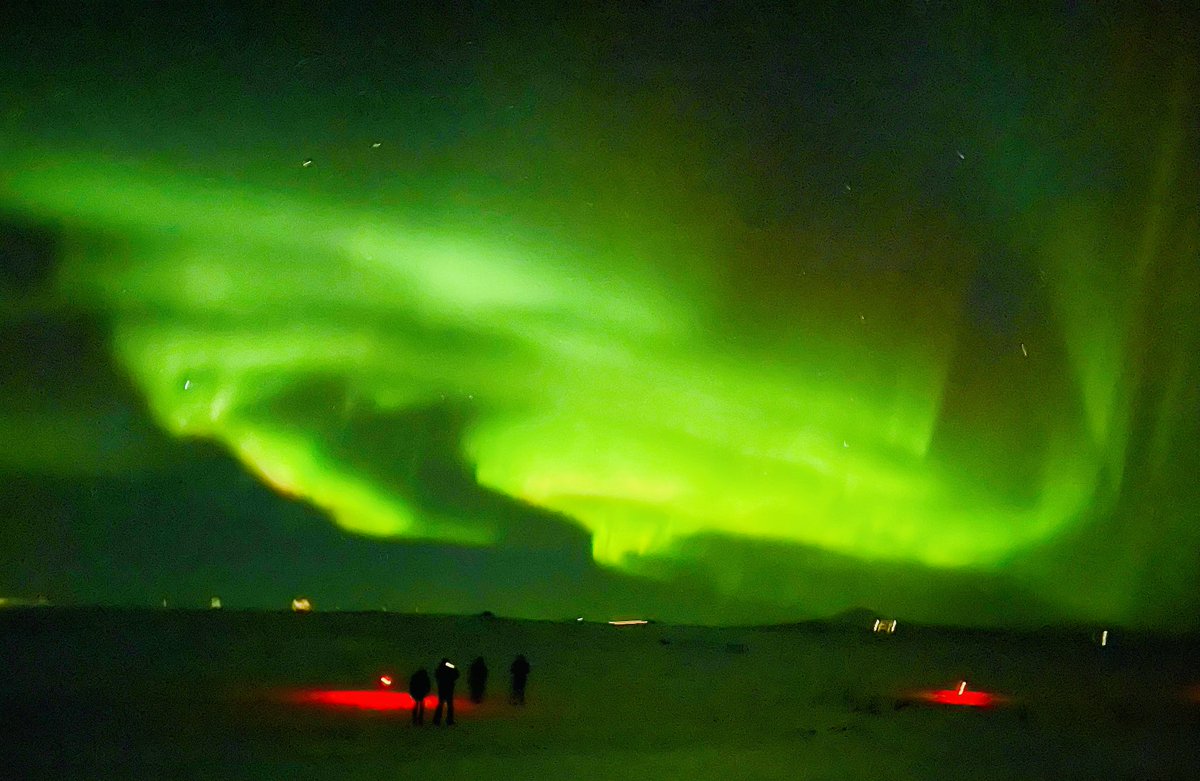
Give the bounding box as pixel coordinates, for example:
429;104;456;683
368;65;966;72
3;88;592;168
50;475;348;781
1;3;1197;627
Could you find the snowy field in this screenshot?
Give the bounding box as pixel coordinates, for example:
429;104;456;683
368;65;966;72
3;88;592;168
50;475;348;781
2;608;1198;780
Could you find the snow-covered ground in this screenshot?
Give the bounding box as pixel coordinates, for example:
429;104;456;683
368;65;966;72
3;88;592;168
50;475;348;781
3;609;1198;779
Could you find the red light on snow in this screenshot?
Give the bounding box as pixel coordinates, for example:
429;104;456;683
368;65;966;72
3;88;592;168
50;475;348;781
287;690;451;712
927;689;995;707
296;690;414;711
901;680;1008;708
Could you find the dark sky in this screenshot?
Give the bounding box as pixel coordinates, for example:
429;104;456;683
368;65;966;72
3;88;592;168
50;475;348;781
0;2;1197;628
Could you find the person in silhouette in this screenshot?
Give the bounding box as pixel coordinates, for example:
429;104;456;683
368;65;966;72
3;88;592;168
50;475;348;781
467;656;488;704
408;667;431;725
433;658;459;726
510;654;530;705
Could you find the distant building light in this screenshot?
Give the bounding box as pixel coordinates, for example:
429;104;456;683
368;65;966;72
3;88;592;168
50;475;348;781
210;597;222;609
608;619;650;626
292;598;313;613
872;618;898;635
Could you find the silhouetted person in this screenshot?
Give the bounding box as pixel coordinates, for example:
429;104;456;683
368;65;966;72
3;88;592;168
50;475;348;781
409;668;431;725
467;656;488;704
433;658;459;725
510;654;530;705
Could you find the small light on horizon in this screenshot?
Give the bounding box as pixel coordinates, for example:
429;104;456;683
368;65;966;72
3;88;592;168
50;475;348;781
608;619;650;626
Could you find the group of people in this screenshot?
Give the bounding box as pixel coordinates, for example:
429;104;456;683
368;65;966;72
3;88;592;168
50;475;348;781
407;654;531;726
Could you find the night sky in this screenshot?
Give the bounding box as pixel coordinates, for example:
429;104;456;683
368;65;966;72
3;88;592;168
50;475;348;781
1;2;1197;628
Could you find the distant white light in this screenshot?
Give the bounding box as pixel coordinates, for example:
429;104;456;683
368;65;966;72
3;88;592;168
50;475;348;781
302;159;313;168
957;680;967;696
957;150;965;160
184;379;191;390
608;619;649;626
576;617;583;621
1100;629;1108;647
1020;343;1028;357
379;675;393;687
371;142;382;148
445;662;456;669
210;596;221;609
292;597;312;612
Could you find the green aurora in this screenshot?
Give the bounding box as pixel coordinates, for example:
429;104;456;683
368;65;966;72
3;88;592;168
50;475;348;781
1;3;1197;626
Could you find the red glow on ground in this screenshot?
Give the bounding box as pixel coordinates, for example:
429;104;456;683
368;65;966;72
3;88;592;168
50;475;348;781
289;690;441;712
923;689;997;707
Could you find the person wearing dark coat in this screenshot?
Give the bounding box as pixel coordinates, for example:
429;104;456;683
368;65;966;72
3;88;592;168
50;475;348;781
510;654;530;705
467;656;488;704
408;668;431;725
433;658;459;726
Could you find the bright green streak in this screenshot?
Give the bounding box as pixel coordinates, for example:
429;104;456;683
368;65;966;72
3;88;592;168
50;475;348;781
0;148;1138;582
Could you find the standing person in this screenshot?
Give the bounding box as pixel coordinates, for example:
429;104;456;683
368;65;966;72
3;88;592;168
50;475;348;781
510;654;530;705
408;668;431;726
467;656;488;704
432;658;459;726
